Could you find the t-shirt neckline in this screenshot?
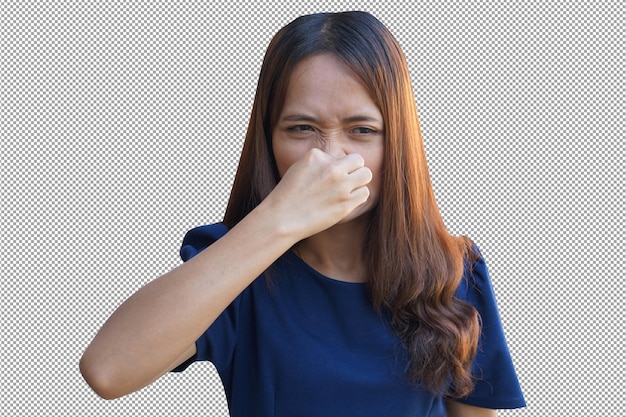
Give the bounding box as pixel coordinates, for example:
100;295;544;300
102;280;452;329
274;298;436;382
286;249;368;287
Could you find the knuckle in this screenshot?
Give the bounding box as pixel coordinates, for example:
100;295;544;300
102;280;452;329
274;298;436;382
327;163;345;180
304;148;320;161
363;167;373;182
358;186;370;201
349;153;365;166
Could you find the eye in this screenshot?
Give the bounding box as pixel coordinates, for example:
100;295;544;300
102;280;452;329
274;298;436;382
288;125;314;132
350;127;377;134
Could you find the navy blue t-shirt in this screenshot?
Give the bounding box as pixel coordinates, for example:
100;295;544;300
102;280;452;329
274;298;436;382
173;223;525;416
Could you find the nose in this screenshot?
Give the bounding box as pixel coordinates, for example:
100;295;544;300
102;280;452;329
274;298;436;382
320;132;349;158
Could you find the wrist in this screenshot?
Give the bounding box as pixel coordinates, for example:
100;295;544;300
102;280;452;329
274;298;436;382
244;199;303;249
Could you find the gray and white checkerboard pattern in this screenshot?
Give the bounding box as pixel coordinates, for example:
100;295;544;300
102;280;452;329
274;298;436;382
2;1;623;416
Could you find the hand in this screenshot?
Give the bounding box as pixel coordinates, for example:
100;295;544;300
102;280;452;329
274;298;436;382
263;148;372;240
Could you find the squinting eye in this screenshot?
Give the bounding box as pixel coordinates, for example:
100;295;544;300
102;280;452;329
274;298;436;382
351;127;377;134
288;125;313;132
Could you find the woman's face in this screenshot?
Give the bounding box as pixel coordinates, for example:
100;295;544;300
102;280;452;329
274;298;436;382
272;53;384;223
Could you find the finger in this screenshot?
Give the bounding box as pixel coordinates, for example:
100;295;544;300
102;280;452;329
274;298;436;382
348;166;373;188
339;153;365;173
350;185;371;205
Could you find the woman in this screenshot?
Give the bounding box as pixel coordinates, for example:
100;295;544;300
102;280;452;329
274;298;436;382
80;11;525;416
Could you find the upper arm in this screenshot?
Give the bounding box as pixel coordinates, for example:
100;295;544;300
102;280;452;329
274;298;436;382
445;400;498;417
168;343;197;372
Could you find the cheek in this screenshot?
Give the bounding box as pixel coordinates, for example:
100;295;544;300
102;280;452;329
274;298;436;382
272;137;309;178
364;148;384;199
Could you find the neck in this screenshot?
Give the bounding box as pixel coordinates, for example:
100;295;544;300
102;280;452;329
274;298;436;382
295;214;370;283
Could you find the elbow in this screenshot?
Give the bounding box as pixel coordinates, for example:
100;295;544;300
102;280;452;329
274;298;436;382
79;351;125;400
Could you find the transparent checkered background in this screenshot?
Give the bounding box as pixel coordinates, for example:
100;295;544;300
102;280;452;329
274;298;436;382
2;1;624;416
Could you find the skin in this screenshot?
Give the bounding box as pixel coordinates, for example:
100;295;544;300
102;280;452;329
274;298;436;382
79;53;374;400
273;54;496;416
272;53;384;283
80;52;497;416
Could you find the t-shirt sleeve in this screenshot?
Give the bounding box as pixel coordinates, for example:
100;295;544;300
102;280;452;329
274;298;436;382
171;223;240;373
453;247;526;409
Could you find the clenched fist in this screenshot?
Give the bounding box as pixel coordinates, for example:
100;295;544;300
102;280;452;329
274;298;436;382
263;148;374;240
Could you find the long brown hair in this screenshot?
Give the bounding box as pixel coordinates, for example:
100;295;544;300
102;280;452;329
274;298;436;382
223;11;480;398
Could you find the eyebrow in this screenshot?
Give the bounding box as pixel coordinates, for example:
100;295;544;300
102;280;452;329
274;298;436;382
281;114;382;123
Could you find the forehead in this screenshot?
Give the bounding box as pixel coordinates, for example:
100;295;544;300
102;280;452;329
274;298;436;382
280;54;381;119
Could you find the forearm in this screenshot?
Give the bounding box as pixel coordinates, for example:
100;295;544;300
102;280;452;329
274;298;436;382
80;148;371;399
80;203;298;399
